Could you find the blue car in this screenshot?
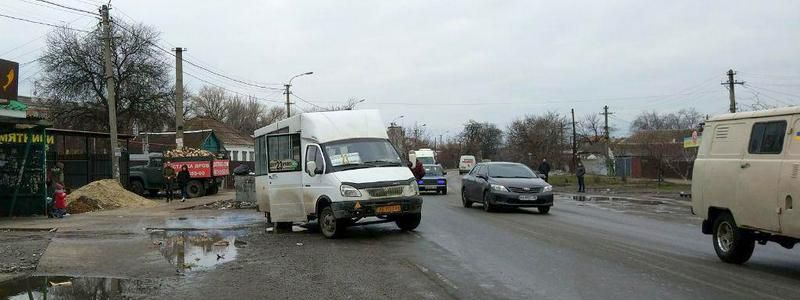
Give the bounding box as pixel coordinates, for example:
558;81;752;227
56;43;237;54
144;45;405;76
419;164;447;195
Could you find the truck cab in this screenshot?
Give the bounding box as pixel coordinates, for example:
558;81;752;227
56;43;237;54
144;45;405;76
129;153;166;196
254;110;423;238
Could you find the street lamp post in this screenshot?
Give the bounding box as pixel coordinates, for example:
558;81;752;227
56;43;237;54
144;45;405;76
348;98;366;110
285;71;314;117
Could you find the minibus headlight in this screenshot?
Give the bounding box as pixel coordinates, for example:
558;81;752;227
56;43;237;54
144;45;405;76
405;181;420;196
543;185;553;192
340;185;362;197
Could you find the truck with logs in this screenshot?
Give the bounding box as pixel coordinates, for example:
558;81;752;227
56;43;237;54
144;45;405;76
128;148;230;198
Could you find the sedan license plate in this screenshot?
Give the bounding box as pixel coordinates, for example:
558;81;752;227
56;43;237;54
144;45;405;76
519;195;538;201
375;205;402;214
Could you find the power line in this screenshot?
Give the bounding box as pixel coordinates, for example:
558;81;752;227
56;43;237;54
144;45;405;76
32;0;99;16
743;83;800;99
0;13;91;32
290;93;326;110
14;0;98;18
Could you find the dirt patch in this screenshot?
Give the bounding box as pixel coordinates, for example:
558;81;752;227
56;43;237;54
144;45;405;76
0;232;51;279
66;179;159;214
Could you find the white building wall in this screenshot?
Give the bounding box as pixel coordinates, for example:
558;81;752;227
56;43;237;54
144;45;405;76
227;144;255;162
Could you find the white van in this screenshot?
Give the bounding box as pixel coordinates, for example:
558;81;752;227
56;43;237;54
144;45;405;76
458;155;476;174
412;148;436;165
254;110;423;238
692;107;800;263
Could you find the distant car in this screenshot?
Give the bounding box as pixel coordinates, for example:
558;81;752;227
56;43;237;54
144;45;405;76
459;155;476;174
419;164;447;194
461;162;553;214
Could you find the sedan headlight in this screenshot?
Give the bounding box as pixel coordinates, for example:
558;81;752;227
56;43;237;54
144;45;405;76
340;185;362;197
543;185;553;192
490;184;508;192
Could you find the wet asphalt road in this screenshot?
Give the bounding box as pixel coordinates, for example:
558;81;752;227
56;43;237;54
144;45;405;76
154;173;800;300
9;175;800;299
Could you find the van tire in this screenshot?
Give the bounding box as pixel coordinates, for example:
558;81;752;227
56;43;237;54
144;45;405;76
713;212;755;264
320;206;346;238
396;213;422;231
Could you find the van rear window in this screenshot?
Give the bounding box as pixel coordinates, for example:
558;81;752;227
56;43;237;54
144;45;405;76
748;121;787;154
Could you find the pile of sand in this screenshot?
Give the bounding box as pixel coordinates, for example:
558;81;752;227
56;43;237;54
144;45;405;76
67;179;159;214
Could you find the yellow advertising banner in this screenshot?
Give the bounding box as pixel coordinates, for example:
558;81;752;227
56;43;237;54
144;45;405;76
0;132;54;144
683;136;700;148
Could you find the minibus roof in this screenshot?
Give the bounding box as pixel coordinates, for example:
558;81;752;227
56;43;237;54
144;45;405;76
254;109;388;143
708;106;800;122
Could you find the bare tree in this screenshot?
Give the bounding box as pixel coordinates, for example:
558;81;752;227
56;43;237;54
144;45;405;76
459;120;503;160
630;108;702;131
38;22;174;132
505;112;568;168
578;113;603;145
191;86;229;121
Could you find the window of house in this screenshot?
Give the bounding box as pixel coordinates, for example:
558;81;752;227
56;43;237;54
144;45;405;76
748;121;787;154
249;151;255;161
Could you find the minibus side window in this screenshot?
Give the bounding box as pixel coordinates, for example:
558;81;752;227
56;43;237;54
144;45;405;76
748;121;787;154
267;134;302;173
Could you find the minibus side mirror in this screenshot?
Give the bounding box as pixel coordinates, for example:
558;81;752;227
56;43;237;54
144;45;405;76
306;161;317;177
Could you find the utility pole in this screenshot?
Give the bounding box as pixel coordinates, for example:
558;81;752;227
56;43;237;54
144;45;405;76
601;105;614;176
722;69;744;113
101;5;120;181
284;84;292;117
174;47;185;148
571;108;577;170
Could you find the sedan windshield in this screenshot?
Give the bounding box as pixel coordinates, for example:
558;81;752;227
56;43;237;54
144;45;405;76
424;165;444;176
322;138;403;172
488;164;537;178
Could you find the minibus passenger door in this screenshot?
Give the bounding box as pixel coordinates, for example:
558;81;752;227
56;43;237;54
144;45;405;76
303;144;326;214
266;133;306;223
737;119;786;232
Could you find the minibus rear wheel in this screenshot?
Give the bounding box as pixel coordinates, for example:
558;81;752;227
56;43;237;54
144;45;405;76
713;212;755;264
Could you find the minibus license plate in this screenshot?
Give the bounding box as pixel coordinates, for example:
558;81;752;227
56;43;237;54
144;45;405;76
519;195;538;201
376;205;401;214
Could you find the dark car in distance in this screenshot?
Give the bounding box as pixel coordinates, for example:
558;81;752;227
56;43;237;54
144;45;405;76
419;164;447;194
461;162;553;214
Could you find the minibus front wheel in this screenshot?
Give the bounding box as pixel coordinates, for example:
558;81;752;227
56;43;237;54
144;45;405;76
320;206;347;238
396;213;422;231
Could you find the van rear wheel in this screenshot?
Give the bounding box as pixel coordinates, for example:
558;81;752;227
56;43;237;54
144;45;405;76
713;212;755;264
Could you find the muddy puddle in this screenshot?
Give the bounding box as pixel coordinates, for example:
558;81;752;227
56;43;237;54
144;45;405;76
148;229;249;272
0;276;159;300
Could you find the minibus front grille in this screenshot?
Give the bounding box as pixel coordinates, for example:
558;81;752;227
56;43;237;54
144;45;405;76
366;186;405;198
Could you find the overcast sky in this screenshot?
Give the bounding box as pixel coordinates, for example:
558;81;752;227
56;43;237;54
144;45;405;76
4;0;800;138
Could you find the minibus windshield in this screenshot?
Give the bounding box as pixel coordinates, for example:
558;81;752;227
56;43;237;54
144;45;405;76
322;138;403;172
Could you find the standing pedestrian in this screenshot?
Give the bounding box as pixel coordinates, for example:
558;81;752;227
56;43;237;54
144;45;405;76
576;162;586;193
177;165;191;202
163;162;176;203
538;158;551;182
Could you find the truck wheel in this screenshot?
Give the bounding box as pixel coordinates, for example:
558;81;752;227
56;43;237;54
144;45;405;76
713;212;755;264
461;189;472;208
207;184;219;195
319;206;347;238
396;213;422;231
130;180;145;196
187;180;205;198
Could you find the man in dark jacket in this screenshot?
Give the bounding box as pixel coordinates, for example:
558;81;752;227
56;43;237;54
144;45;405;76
538;159;551;182
163;163;176;203
177;165;191;202
576;162;586;193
